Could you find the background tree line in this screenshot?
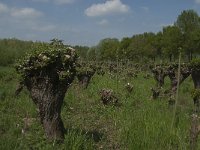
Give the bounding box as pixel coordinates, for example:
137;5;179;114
0;39;89;66
1;9;200;66
0;38;33;66
87;9;200;63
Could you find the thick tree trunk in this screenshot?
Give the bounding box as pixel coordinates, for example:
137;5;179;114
191;70;200;111
191;71;200;89
151;67;167;88
77;75;91;88
24;71;72;141
42;113;65;141
168;73;178;94
38;90;65;141
15;39;77;141
168;68;190;95
77;70;95;88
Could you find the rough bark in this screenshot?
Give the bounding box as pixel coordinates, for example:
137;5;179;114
24;69;74;141
167;69;177;94
191;70;200;109
191;71;200;89
151;66;168;88
77;70;95;88
15;40;77;141
167;67;190;94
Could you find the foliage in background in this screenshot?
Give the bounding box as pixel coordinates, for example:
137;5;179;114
0;38;33;66
0;38;89;66
1;10;200;65
87;9;200;62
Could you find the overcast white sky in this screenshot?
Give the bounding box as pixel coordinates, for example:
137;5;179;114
0;0;200;46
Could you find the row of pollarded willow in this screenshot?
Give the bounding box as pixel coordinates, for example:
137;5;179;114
150;61;200;107
190;59;200;110
150;63;190;93
15;39;200;142
14;43;151;142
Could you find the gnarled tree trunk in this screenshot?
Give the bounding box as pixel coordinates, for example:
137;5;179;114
167;66;190;95
191;70;200;110
77;71;95;88
15;39;77;141
191;71;200;89
24;70;73;141
151;66;168;88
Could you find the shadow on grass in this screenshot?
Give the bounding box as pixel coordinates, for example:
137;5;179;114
64;128;104;142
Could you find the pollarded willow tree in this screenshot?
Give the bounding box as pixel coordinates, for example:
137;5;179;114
190;59;200;110
150;64;168;88
167;63;191;94
15;39;78;141
76;63;96;88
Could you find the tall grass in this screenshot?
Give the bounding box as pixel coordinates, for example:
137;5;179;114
0;65;197;149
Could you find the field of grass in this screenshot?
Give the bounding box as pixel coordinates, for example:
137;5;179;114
0;66;199;150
